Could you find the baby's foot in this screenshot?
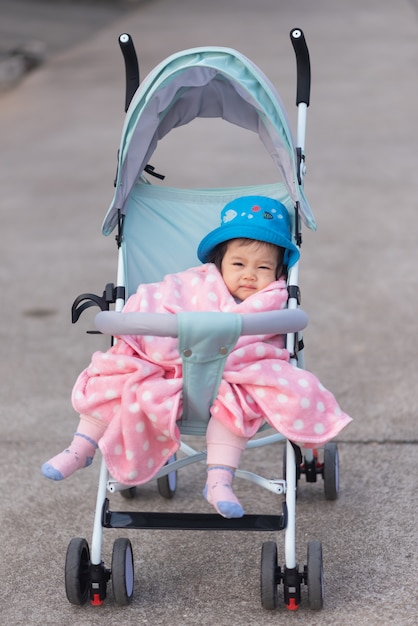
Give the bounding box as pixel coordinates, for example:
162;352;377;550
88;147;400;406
41;433;98;480
203;466;244;518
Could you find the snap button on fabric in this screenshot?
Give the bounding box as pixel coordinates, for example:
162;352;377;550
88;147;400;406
219;346;228;355
183;349;192;357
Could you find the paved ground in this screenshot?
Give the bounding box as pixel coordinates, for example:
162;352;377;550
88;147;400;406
0;0;417;624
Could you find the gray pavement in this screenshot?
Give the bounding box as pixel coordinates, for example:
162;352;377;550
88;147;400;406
1;0;417;624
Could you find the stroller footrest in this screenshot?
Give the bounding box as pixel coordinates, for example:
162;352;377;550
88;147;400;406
103;509;286;531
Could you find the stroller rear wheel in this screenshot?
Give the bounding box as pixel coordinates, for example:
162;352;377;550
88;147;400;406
306;540;324;610
323;442;339;500
157;454;177;499
111;537;134;605
65;537;91;605
260;541;280;610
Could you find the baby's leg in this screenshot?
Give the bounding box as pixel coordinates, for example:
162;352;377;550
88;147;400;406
41;414;106;480
203;418;248;518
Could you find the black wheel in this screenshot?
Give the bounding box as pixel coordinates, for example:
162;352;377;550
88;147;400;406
65;537;91;605
260;541;280;610
157;454;177;499
323;442;339;500
307;540;324;610
120;486;137;500
111;538;134;605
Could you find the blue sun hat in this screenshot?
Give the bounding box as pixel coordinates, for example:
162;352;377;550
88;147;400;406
197;196;300;268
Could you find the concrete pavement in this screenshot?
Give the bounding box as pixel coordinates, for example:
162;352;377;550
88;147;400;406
0;0;417;624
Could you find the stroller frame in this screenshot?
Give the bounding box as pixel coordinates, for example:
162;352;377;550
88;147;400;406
66;29;339;612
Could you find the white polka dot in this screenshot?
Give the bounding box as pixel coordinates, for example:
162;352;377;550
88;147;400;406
293;419;304;431
256;345;266;357
208;292;217;301
154;291;162;299
272;363;282;371
161;448;170;457
116;359;125;369
92;411;101;419
278;377;288;386
174;290;181;299
207;274;216;282
298;378;309;388
126;449;134;461
236;348;245;357
157;436;168;442
152;352;163;361
143;440;150;451
147;458;154;469
246;394;255;404
144;335;154;343
300;398;310;409
256;388;266;397
127;470;138;480
277;394;288;403
112;404;121;413
165;400;173;410
314;423;325;435
334;406;342;416
318;382;326;392
130;383;139;392
74;390;83;400
252;299;263;310
136;421;145;432
250;363;261;370
148;413;158;422
317;401;325;412
128;402;140;413
114;445;123;455
275;348;283;357
225;392;234;402
142;391;152;401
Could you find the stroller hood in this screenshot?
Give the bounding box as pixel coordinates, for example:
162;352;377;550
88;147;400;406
102;46;316;236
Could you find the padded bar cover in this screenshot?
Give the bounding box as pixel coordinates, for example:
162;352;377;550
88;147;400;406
94;309;308;337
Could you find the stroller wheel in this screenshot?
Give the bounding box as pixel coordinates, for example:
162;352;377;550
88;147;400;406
65;537;91;605
157;454;177;499
111;538;134;605
260;541;280;610
306;540;324;610
323;442;339;500
120;486;138;500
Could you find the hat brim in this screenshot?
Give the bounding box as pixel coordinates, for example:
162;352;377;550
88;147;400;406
197;223;300;268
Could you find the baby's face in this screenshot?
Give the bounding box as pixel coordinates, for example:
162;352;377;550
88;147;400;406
221;239;278;300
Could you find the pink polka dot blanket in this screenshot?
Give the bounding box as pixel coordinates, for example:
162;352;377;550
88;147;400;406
72;263;351;486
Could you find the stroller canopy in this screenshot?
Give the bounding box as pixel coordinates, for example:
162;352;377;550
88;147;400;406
102;46;316;235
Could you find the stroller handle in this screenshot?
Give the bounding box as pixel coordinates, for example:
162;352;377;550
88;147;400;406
95;309;308;338
119;33;140;112
290;28;311;107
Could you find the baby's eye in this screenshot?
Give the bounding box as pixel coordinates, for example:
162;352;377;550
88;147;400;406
259;265;272;270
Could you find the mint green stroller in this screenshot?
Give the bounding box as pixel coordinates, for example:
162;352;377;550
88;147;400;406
67;29;339;611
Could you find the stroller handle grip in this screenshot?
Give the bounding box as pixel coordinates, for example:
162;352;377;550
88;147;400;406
290;28;311;107
94;309;308;338
119;33;140;112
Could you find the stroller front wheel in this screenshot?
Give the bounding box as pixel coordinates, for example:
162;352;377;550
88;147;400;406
111;537;134;605
260;541;280;610
306;540;324;610
65;537;91;605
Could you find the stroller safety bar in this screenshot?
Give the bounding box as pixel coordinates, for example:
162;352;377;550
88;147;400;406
94;308;308;338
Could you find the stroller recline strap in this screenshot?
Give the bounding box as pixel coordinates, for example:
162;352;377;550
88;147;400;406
178;312;242;434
